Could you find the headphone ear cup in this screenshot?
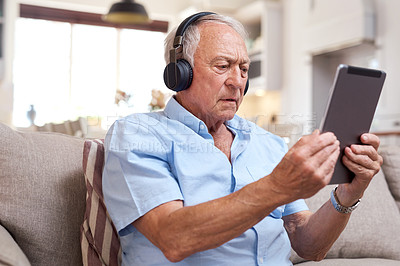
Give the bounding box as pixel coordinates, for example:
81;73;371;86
244;79;249;95
163;59;193;92
163;62;177;90
177;60;193;91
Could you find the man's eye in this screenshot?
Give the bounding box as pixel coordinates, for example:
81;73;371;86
218;65;228;69
241;67;248;73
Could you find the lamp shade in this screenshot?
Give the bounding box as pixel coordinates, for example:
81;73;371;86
103;0;150;24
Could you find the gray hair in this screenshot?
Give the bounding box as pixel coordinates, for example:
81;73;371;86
164;13;248;67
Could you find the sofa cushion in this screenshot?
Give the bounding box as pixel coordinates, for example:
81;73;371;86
0;224;30;266
291;170;400;263
81;139;121;266
379;145;400;210
0;122;86;265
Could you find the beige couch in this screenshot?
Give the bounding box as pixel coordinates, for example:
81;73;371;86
1;122;399;265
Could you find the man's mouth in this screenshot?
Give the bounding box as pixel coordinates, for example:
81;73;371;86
222;98;237;102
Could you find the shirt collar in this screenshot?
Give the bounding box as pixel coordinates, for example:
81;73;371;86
163;96;208;135
226;115;252;133
163;96;252;134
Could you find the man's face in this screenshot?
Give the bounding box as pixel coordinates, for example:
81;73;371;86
177;22;250;127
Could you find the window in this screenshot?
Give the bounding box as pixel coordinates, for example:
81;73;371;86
70;24;118;120
13;19;72;126
119;29;167;115
13;6;168;128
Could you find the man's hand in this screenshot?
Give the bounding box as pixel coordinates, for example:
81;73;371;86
281;133;382;261
269;130;340;202
336;133;383;206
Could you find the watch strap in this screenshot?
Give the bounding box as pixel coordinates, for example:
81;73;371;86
330;186;360;214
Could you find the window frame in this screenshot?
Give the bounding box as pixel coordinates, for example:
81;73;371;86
19;4;169;33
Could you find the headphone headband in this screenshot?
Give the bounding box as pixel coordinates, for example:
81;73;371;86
174;12;216;48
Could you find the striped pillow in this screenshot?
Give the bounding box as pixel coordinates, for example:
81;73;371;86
81;139;121;266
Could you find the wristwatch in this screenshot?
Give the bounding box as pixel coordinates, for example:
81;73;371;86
330;186;361;214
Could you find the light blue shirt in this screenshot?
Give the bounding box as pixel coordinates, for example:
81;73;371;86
103;97;308;266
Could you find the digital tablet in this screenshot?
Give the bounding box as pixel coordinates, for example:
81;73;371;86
319;64;386;184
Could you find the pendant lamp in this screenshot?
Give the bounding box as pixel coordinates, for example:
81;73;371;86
103;0;151;24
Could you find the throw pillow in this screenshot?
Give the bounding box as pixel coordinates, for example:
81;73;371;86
81;139;122;266
0;122;86;265
379;145;400;210
0;224;30;266
291;170;400;263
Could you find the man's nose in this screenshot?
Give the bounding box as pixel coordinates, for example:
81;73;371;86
226;66;244;90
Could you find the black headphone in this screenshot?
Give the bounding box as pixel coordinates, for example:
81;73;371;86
163;12;249;95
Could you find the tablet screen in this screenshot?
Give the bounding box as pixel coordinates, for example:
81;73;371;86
319;64;386;184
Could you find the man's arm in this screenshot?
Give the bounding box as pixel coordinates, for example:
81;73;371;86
133;180;284;263
133;131;340;262
283;207;350;261
283;133;383;261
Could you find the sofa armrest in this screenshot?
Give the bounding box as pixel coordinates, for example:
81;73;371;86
0;224;30;266
379;145;400;210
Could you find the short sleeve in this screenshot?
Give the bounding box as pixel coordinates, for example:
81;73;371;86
283;199;309;217
103;117;184;234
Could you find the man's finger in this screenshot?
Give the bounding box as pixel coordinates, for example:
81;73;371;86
343;147;381;173
315;143;340;184
294;132;338;157
312;129;320;135
342;155;378;179
350;144;380;162
312;140;340;167
360;133;380;150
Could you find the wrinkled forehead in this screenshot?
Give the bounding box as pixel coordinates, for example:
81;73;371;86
196;23;249;62
197;22;245;43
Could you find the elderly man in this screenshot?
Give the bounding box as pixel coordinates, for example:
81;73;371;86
103;12;382;265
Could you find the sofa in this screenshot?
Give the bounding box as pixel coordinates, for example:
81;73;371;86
1;121;400;265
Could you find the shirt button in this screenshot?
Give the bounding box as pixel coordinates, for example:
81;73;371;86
259;257;264;264
200;124;205;130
